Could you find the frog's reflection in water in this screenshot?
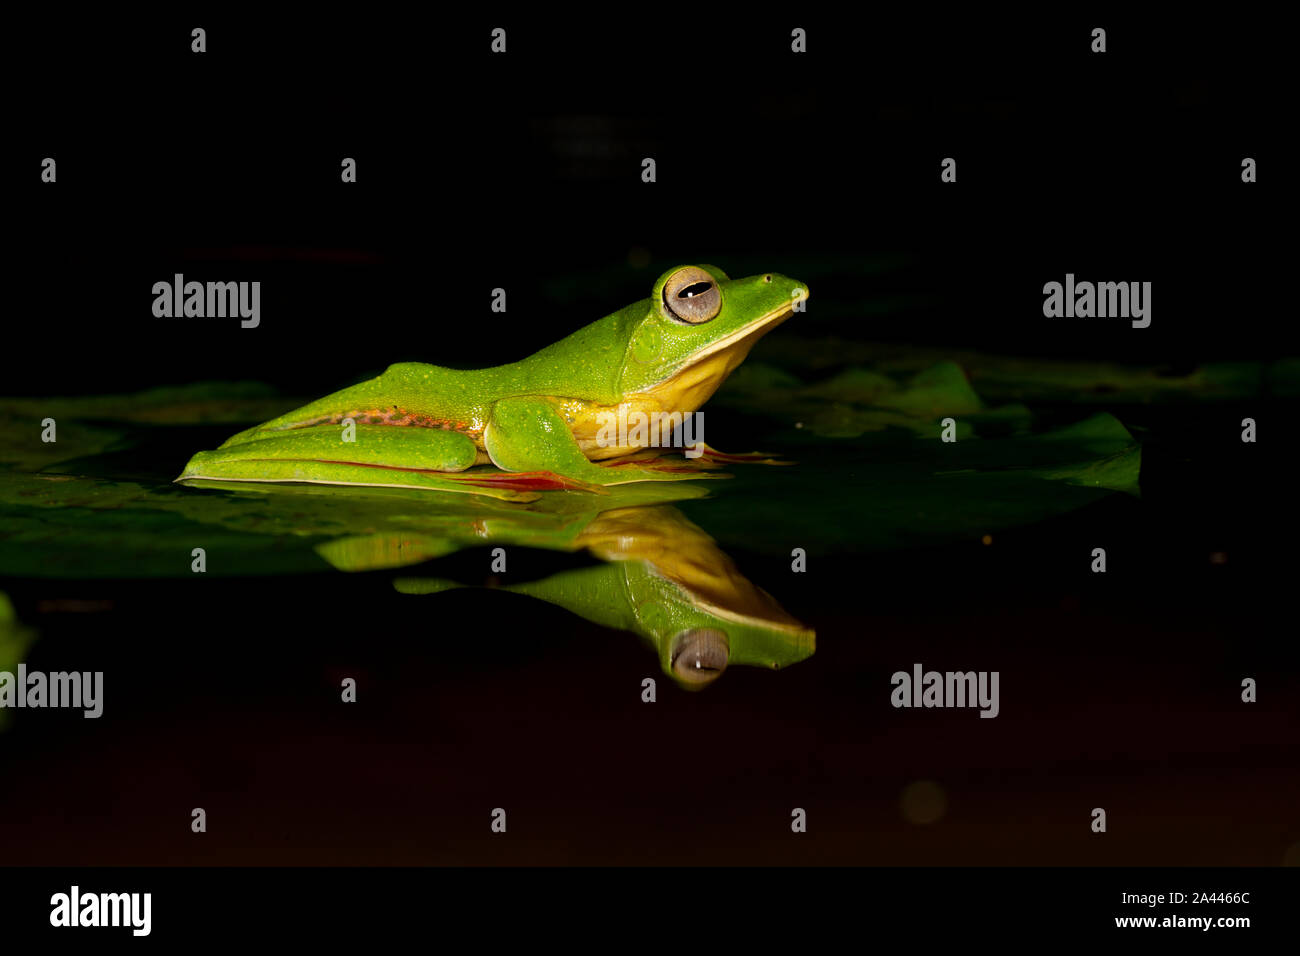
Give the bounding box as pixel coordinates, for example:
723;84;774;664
318;502;814;690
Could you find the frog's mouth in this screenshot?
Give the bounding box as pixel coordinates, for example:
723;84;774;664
572;297;802;452
635;301;797;411
680;301;798;371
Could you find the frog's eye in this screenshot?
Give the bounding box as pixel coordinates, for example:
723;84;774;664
670;628;729;686
663;267;722;324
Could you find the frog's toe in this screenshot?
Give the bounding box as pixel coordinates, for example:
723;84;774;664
692;444;793;465
594;455;733;484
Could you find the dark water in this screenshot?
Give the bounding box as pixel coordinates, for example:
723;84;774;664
1;396;1295;866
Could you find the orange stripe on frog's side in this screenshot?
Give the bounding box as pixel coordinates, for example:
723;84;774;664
291;408;484;438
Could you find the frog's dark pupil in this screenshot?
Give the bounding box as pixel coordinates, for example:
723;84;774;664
678;281;712;298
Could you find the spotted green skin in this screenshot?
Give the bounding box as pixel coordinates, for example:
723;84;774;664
177;265;806;496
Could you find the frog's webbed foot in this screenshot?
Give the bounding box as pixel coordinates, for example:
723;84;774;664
595;452;733;480
672;443;794;466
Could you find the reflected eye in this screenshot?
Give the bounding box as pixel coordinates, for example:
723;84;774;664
663;267;722;324
670;628;730;685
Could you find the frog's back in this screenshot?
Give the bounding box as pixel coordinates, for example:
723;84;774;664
390;302;639;408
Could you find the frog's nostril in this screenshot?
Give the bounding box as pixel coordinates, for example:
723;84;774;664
763;274;772;283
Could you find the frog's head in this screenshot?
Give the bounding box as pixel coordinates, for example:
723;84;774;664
617;264;807;409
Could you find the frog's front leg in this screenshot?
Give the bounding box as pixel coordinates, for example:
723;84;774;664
484;397;729;488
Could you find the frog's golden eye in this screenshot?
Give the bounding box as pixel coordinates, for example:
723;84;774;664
670;628;729;686
663;267;722;324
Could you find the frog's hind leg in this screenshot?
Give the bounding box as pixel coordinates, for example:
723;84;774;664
217;366;445;448
194;423;478;472
181;424;540;501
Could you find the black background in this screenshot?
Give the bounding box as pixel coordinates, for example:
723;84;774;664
7;12;1288;393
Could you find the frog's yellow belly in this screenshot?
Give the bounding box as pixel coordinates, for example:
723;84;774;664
562;334;757;459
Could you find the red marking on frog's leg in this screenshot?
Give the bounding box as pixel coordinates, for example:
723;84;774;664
281;409;483;437
436;469;606;494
